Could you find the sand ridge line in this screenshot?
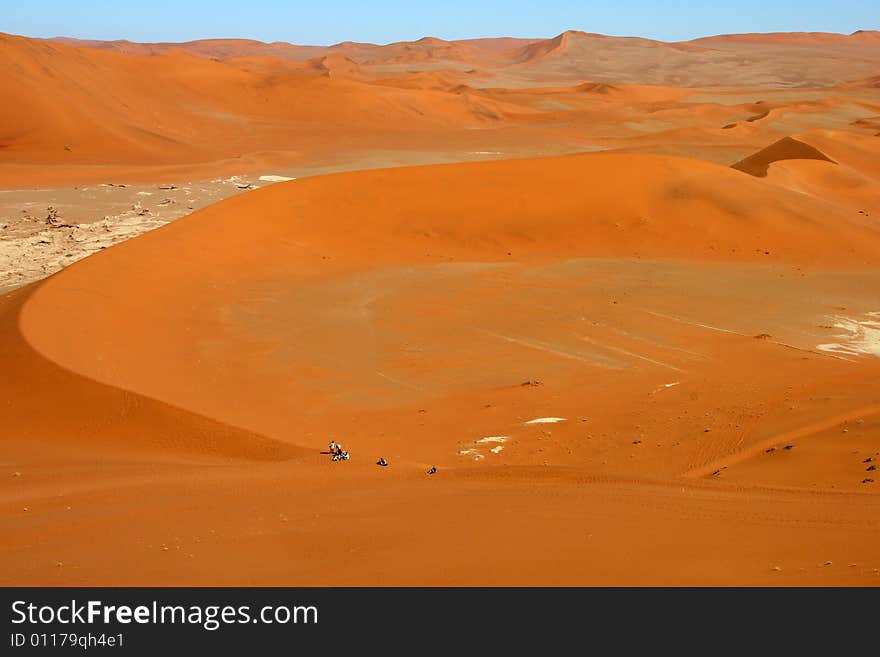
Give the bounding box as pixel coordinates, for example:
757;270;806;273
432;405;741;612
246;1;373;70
374;370;424;392
641;308;856;362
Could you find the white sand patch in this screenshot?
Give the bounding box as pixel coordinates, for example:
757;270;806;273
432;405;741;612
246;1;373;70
460;436;509;460
817;313;880;357
476;436;508;444
258;175;296;183
652;381;680;394
525;417;566;425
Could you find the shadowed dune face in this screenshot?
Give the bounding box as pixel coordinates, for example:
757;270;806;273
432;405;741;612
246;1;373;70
0;286;304;463
3;29;880;586
731;136;836;176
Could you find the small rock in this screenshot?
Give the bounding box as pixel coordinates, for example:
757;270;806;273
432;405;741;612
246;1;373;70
520;379;543;387
771;565;781;571
783;444;795;450
754;333;772;340
862;478;874;484
765;447;777;453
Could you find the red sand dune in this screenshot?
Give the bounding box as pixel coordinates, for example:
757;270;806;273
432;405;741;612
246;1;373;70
2;30;880;586
0;32;526;170
5;152;880;584
691;30;880;46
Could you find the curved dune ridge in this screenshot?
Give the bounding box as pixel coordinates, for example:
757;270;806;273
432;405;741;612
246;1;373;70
733;130;880;215
5;151;880;585
0;286;304;463
15;152;880;444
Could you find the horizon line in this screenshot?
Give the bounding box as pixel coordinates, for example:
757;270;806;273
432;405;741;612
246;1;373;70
7;27;876;50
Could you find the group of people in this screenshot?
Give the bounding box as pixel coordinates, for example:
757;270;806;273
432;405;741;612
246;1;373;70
328;440;437;475
328;440;350;461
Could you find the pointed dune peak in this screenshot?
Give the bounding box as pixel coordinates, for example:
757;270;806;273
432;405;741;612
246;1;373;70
849;29;880;42
575;81;621;94
308;52;367;78
413;36;450;46
731;137;836;177
514;30;586;62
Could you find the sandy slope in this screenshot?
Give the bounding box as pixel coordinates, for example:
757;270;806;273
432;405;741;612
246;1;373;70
4;152;880;585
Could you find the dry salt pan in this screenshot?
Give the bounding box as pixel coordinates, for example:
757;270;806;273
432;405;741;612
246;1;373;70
817;312;880;357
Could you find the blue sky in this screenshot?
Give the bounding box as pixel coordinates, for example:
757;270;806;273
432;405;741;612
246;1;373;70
3;1;877;45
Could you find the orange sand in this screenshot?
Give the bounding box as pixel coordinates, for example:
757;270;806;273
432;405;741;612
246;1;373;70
2;30;880;585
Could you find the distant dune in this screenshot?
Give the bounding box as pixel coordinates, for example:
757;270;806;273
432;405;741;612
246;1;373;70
43;28;880;87
0;32;526;168
691;30;880;46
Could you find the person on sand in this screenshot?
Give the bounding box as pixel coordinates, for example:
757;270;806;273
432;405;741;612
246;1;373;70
427;466;437;475
342;451;350;461
377;457;388;467
329;440;336;454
